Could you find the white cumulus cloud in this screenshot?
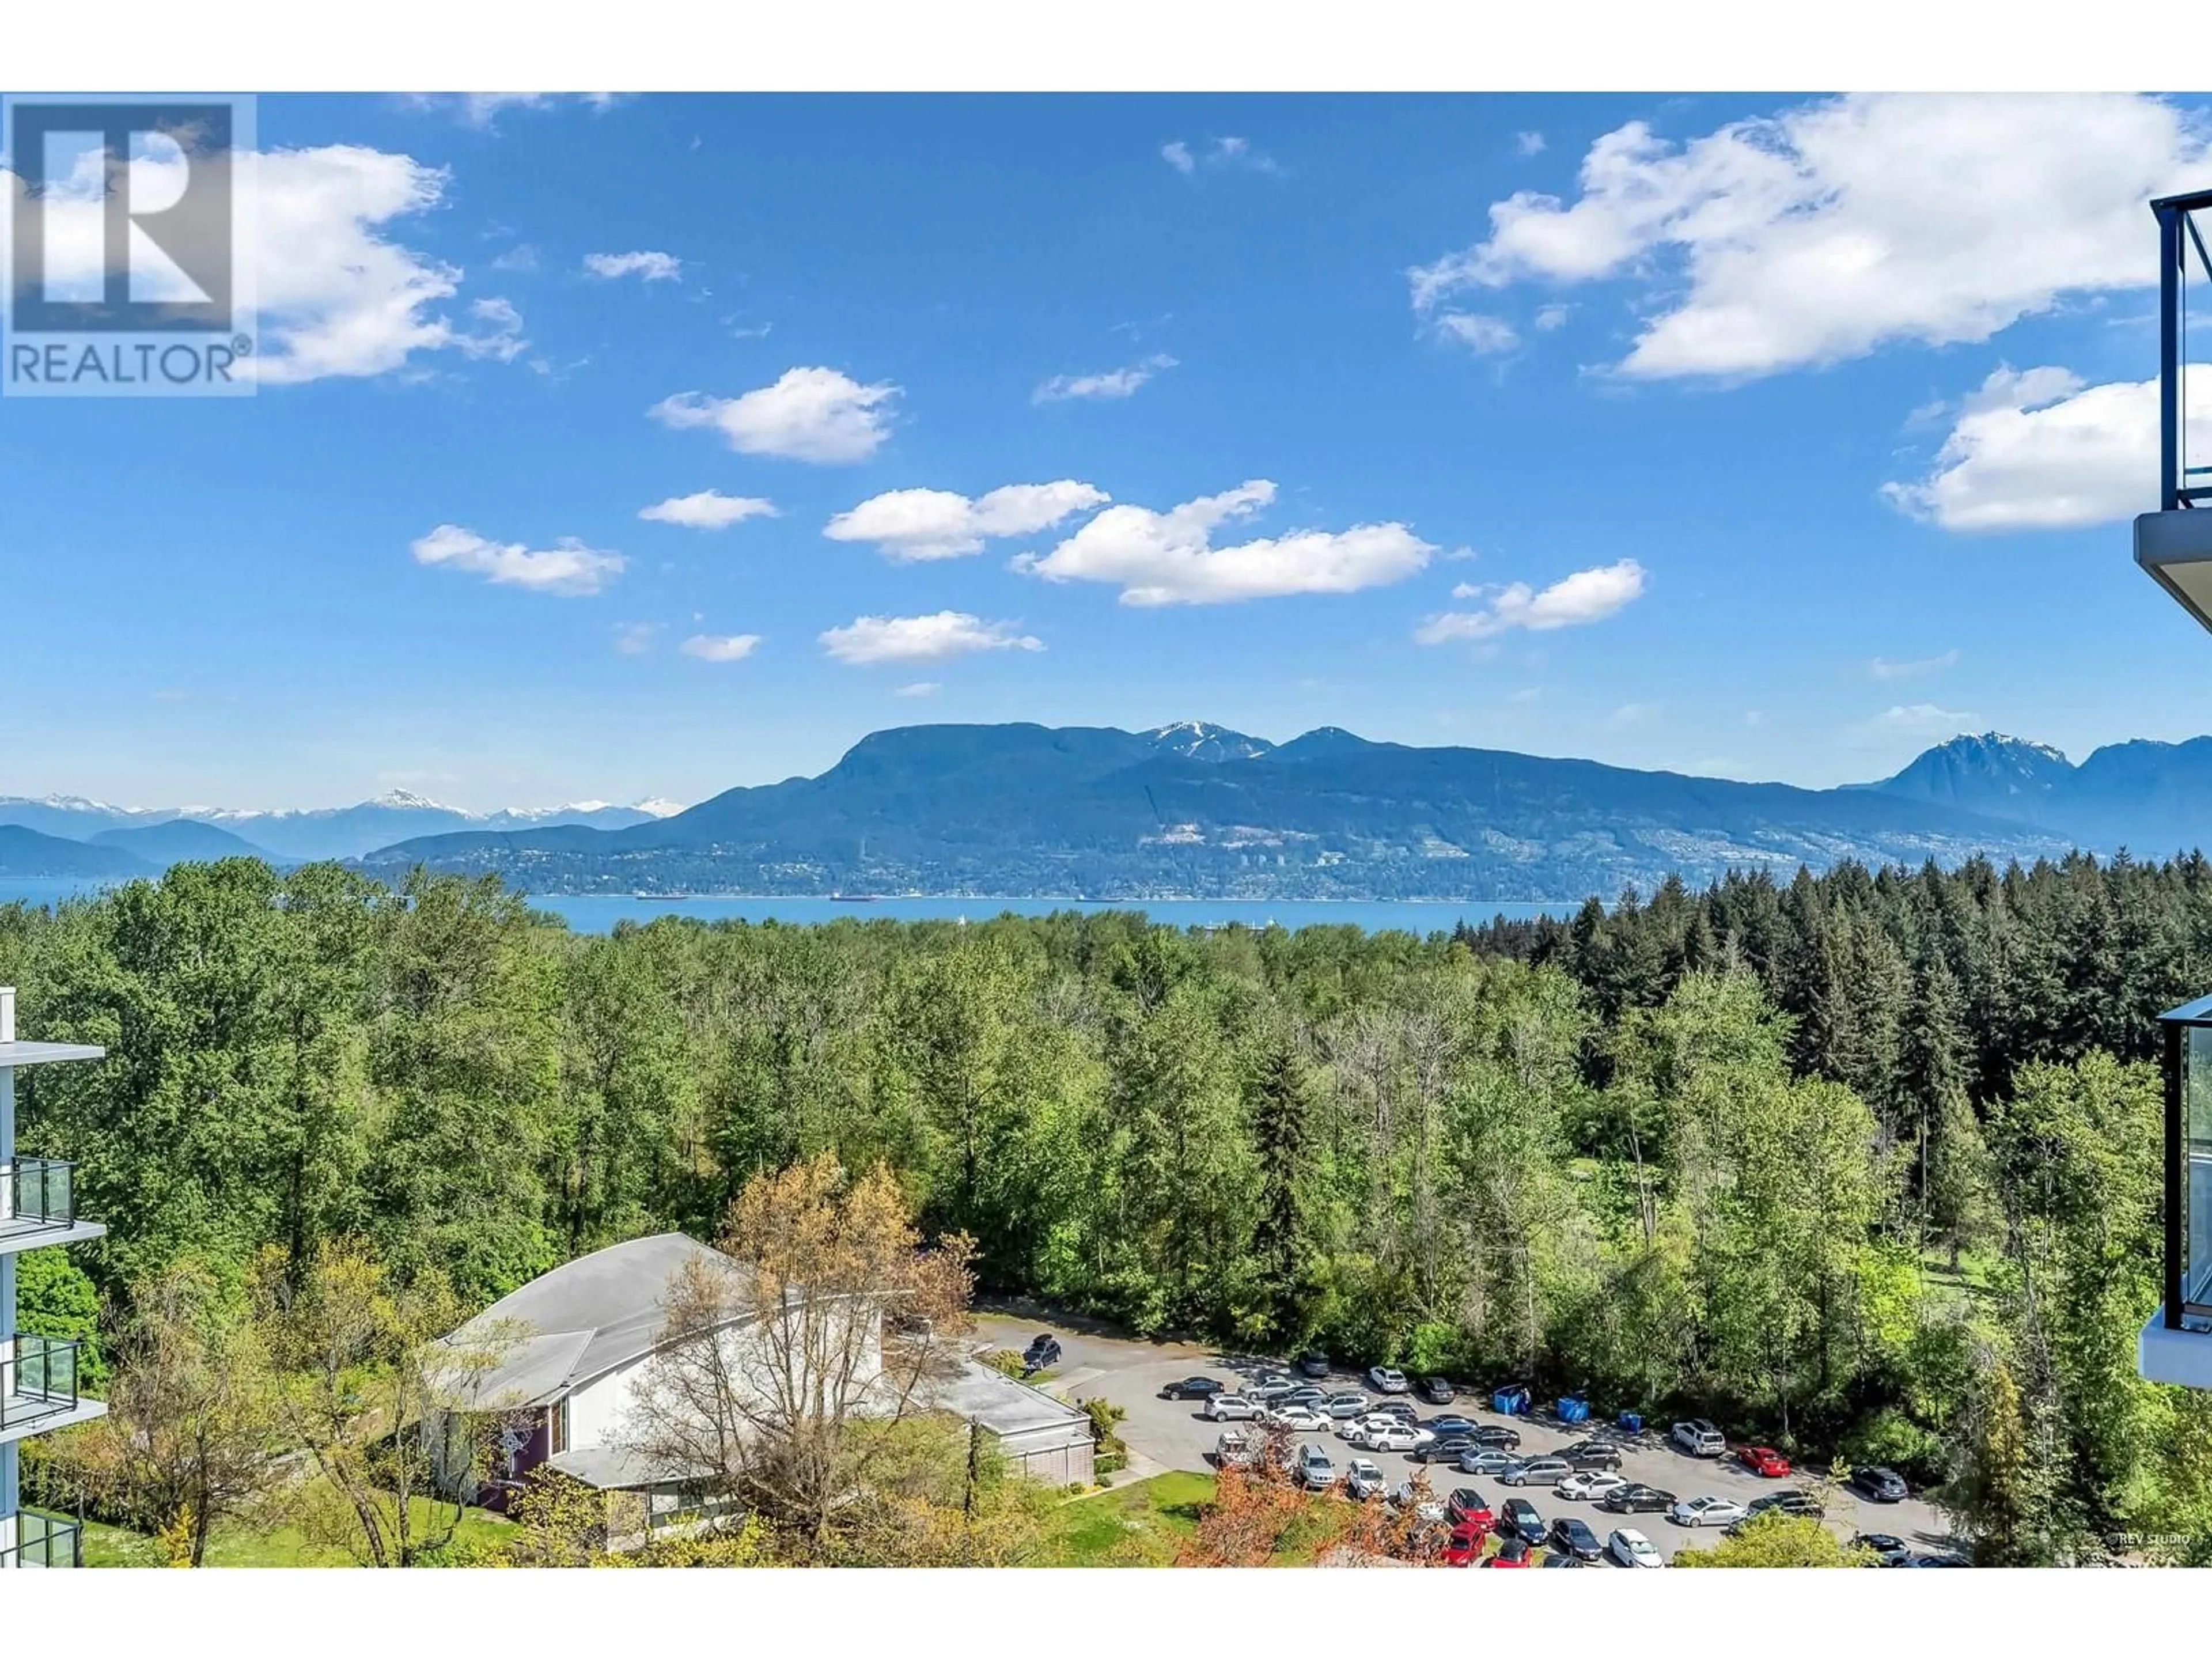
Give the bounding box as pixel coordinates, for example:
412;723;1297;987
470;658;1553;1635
1034;354;1178;403
1416;559;1646;643
584;249;683;282
819;612;1044;666
680;633;763;662
1411;93;2212;381
824;481;1108;562
1015;480;1432;606
1434;313;1520;355
1881;364;2212;530
411;525;624;596
639;490;779;530
649;368;900;463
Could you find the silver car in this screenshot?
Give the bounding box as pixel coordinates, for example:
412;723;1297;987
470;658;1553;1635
1205;1392;1260;1421
1296;1444;1338;1491
1458;1447;1521;1476
1499;1455;1574;1487
1323;1391;1372;1418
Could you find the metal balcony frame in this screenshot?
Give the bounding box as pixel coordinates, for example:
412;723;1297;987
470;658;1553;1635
0;1157;77;1236
0;1503;85;1569
0;1334;84;1432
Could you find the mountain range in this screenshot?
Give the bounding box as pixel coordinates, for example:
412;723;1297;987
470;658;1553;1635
6;725;2210;900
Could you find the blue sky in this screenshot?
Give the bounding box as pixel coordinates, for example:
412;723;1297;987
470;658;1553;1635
8;90;2211;811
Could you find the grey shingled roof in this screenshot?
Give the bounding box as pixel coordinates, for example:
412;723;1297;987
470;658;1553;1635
431;1233;752;1410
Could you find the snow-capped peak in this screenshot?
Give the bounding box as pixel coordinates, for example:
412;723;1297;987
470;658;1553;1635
370;788;448;811
631;797;687;818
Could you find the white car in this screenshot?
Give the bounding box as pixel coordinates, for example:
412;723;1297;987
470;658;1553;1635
1344;1457;1388;1500
1339;1412;1416;1444
1389;1482;1445;1524
1205;1393;1260;1421
1214;1429;1256;1468
1668;1495;1748;1529
1555;1469;1629;1502
1366;1366;1410;1393
1608;1528;1666;1568
1267;1404;1331;1431
1363;1422;1429;1454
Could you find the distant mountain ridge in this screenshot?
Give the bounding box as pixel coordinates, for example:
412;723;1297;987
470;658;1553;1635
354;720;2081;900
0;791;685;863
1865;731;2212;854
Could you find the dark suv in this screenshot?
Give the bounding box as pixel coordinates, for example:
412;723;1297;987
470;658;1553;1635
1560;1438;1623;1471
1851;1465;1910;1503
1416;1376;1457;1405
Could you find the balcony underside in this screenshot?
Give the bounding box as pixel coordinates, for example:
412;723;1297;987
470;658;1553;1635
0;1394;104;1448
0;1218;104;1256
2140;1309;2212;1389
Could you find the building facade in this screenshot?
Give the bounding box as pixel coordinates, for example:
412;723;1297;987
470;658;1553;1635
0;988;107;1569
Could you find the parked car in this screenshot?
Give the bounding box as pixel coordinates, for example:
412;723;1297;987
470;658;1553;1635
1343;1457;1387;1501
1540;1551;1585;1567
1367;1365;1410;1393
1369;1397;1421;1422
1548;1516;1604;1560
1465;1423;1522;1450
1445;1487;1495;1531
1248;1375;1300;1403
1363;1422;1429;1455
1745;1488;1825;1521
1459;1448;1521;1477
1853;1532;1914;1567
1279;1387;1328;1409
1851;1465;1911;1503
1440;1521;1486;1566
1736;1444;1790;1478
1608;1527;1666;1568
1323;1391;1371;1419
1671;1418;1726;1457
1499;1456;1573;1488
1296;1351;1331;1378
1022;1335;1062;1370
1414;1435;1474;1465
1160;1376;1224;1400
1296;1444;1337;1491
1214;1429;1256;1468
1416;1375;1457;1405
1483;1538;1531;1567
1599;1483;1677;1515
1205;1393;1260;1421
1501;1497;1546;1545
1338;1413;1403;1444
1560;1438;1624;1471
1266;1404;1330;1432
1425;1414;1479;1438
1906;1551;1971;1567
1389;1482;1445;1524
1555;1469;1629;1503
1668;1494;1748;1528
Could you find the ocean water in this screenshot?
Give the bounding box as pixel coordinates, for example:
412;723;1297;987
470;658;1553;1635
0;878;1573;937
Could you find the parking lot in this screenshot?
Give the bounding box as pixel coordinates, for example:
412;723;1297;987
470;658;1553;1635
978;1313;1957;1565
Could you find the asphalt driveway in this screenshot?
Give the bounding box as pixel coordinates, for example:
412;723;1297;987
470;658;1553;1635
975;1312;1956;1565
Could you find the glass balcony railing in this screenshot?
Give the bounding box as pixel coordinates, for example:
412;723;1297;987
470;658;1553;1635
0;1335;82;1431
0;1158;76;1235
2;1508;84;1568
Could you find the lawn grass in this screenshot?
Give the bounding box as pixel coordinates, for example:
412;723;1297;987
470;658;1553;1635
82;1490;514;1567
1041;1469;1215;1565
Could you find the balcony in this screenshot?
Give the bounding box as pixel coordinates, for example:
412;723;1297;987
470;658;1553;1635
0;1507;84;1569
2142;996;2212;1387
0;1336;100;1443
0;1158;103;1253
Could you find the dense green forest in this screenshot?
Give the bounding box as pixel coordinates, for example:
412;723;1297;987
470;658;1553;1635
7;852;2212;1563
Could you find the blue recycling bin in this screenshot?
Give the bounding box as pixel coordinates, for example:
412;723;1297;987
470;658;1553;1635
1492;1383;1532;1416
1556;1392;1590;1425
1616;1410;1644;1435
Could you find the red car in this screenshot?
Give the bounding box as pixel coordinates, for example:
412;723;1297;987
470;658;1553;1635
1445;1487;1495;1533
1482;1539;1531;1567
1738;1445;1791;1478
1441;1523;1486;1566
